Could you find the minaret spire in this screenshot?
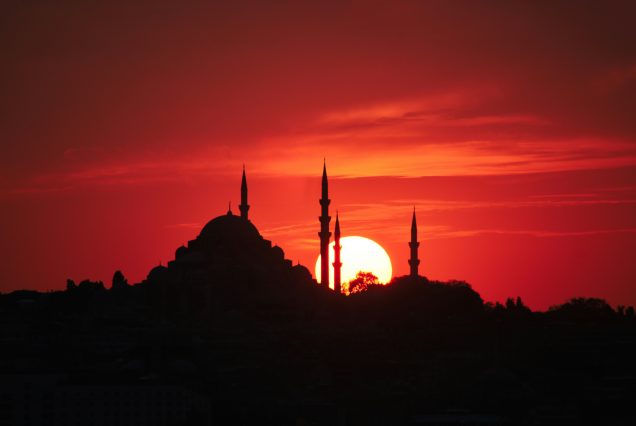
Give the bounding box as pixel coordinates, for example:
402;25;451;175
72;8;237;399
409;207;420;278
321;158;328;199
333;211;342;294
319;159;331;288
239;164;250;220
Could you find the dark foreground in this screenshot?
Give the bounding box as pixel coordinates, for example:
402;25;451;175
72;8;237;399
1;276;635;426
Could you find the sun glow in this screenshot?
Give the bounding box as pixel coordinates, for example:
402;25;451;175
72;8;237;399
315;236;393;290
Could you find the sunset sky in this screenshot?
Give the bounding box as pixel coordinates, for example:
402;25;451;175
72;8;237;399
1;1;635;309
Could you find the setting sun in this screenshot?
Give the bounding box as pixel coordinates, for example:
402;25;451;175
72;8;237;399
315;236;393;289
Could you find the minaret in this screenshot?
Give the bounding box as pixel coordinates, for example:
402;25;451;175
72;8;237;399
333;212;342;294
319;160;331;287
409;207;420;277
239;165;250;220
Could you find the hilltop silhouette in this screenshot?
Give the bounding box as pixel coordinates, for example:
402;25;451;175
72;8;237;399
0;166;635;426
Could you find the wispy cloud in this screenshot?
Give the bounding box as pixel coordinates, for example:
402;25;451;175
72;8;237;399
4;85;636;198
430;227;636;239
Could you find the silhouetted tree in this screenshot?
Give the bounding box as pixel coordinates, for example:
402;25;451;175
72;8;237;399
516;297;526;309
548;297;615;322
66;279;76;291
344;271;380;295
617;305;636;319
485;301;506;313
77;279;106;293
111;270;129;290
505;297;515;310
500;296;532;317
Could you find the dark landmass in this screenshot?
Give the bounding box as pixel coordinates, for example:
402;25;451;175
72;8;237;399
1;213;634;425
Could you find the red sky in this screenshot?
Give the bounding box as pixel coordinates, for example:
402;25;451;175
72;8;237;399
1;1;635;310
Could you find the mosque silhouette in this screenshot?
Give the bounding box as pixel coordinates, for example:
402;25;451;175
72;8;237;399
143;162;421;314
2;165;635;426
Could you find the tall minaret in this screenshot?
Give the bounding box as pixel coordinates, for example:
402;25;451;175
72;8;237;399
319;160;331;287
239;165;250;220
409;207;420;277
333;212;342;294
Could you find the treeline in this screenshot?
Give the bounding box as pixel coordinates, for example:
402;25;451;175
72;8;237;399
1;270;635;326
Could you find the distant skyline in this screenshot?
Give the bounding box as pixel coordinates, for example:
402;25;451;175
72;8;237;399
1;1;635;309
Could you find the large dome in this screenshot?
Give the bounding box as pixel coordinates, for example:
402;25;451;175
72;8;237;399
197;211;262;246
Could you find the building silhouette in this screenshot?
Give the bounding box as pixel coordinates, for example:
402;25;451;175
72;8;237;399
333;212;342;294
239;164;249;220
3;162;636;426
318;160;331;288
144;167;315;318
145;163;423;301
409;208;420;277
317;163;419;289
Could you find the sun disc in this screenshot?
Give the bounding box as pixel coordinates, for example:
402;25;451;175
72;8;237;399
315;236;392;290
